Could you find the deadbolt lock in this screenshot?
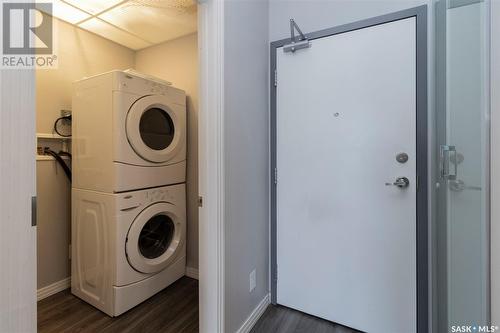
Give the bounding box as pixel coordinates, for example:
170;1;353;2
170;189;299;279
396;153;409;164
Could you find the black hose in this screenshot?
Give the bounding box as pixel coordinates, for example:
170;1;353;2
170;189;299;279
58;151;72;159
54;115;72;137
44;148;72;181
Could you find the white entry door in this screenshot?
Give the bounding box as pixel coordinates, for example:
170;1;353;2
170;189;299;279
274;13;424;333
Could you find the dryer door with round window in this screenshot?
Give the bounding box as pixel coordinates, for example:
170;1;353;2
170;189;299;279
126;95;184;163
126;202;184;274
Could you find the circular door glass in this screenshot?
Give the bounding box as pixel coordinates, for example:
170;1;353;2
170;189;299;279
138;214;175;259
139;107;175;151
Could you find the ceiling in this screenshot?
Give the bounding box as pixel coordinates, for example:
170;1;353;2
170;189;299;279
39;0;197;50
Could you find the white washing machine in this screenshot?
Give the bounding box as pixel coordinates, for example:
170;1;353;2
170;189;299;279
72;70;187;193
71;184;186;316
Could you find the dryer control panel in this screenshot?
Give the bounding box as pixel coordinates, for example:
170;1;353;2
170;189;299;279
113;71;186;106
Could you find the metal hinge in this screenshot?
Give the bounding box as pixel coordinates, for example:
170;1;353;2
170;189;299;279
198;196;203;207
274;69;277;87
274;168;278;185
31;196;37;227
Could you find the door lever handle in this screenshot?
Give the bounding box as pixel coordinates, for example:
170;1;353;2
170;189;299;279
385;177;410;188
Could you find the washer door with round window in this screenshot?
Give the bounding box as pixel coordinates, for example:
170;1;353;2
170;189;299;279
126;95;184;163
126;203;184;274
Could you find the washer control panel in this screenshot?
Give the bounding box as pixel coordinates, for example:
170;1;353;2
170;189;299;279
117;184;184;212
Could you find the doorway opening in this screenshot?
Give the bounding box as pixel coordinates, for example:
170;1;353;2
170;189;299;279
35;1;200;331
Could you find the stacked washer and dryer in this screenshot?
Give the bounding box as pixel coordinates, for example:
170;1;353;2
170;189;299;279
71;70;187;316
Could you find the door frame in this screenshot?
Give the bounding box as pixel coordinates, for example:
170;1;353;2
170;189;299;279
270;5;428;332
197;0;225;332
0;66;37;333
435;0;492;329
490;0;499;325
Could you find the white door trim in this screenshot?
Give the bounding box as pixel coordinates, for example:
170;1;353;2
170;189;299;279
197;0;225;332
0;70;37;332
490;0;499;325
0;1;226;331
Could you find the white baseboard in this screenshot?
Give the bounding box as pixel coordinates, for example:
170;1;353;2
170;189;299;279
236;293;271;333
185;266;199;280
37;277;71;301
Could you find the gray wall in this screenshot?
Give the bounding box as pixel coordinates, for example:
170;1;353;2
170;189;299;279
224;1;435;331
224;0;270;332
222;4;434;332
269;0;428;41
37;160;71;289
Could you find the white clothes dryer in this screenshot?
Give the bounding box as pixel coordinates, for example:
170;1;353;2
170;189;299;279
72;70;186;193
71;184;186;316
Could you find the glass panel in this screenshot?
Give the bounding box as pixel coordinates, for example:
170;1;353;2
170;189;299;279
138;214;175;259
435;0;489;331
139;107;175;151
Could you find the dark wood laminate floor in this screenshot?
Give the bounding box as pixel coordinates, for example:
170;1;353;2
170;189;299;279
37;277;198;333
252;305;362;333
